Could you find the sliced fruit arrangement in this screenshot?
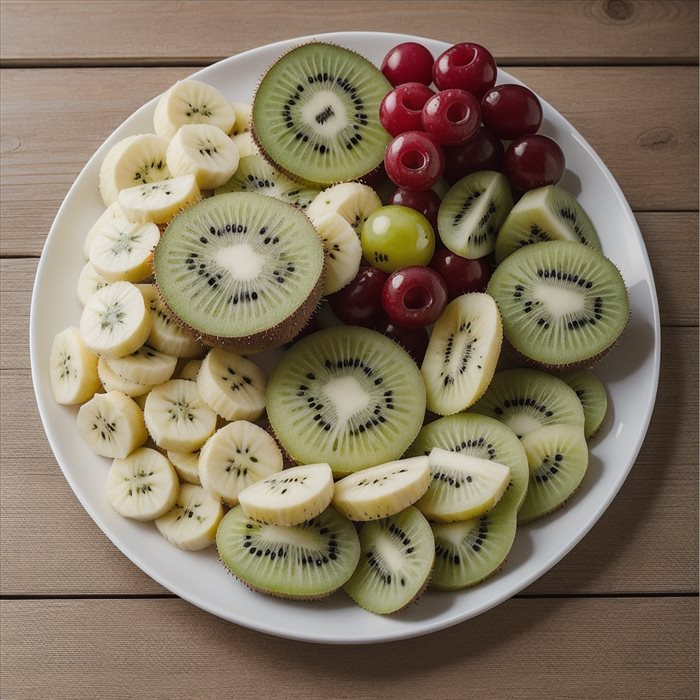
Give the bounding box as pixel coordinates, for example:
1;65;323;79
51;37;630;614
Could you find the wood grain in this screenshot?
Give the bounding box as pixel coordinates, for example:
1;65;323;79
1;598;697;698
1;1;697;65
1;67;698;259
2;329;697;596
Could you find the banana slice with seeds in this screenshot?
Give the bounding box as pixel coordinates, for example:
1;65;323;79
80;281;152;359
230;101;252;135
307;182;382;235
105;344;177;386
76;262;110;306
83;202;125;259
311;212;362;295
176;358;202;382
166;448;201;485
97;356;154;397
118;174;201;224
49;327;101;405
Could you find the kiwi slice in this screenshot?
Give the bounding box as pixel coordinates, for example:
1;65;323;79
487;240;630;369
343;506;435;614
495;185;601;264
153;192;324;353
266;326;426;476
560;369;608;438
518;423;588;523
214;154;320;211
216;504;360;600
437;171;513;258
406;413;529;512
252;42;392;186
431;498;517;590
470;368;585;438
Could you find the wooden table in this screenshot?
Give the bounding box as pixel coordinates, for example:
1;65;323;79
1;1;698;696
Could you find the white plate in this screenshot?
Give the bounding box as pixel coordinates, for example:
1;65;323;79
30;31;660;644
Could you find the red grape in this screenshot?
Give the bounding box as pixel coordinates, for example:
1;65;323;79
384;131;445;191
442;126;504;183
421;89;481;145
381;265;448;329
328;267;387;327
374;317;430;365
429;247;491;300
481;84;542;139
380;82;435;137
389;187;441;231
502;134;565;191
432;43;497;99
381;42;435;87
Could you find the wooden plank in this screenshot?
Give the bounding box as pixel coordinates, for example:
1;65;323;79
0;598;697;698
1;329;697;596
1;1;697;65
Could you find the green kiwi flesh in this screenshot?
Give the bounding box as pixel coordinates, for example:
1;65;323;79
495;185;601;264
153;192;324;353
560;369;608;438
406;413;529;512
252;42;392;186
266;327;426;476
216;505;360;599
437;171;513;258
214;154;320;211
487;240;629;368
431;498;517;590
343;506;435;614
518;423;588;523
470;368;585;438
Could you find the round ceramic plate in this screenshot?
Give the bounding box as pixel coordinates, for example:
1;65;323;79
30;32;660;644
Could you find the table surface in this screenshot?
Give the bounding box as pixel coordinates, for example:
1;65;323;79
1;1;698;696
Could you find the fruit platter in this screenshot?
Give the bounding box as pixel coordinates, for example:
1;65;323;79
30;32;660;643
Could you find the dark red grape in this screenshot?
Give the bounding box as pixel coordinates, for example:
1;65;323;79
384;131;445;191
381;265;448;329
421;89;481;145
328;267;388;327
380;82;436;137
374;317;430;365
481;84;542;139
432;42;497;99
442;126;504;183
381;42;435;87
502;134;565;191
429;247;491;300
389;187;441;231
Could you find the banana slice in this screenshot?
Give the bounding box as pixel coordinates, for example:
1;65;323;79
107;447;179;521
230;101;252;135
307;182;382;235
137;284;204;358
176;358;202;381
97;356;154;397
49;327;101;405
166;124;239;190
198;421;283;506
80;281;152;359
197;348;266;422
311;212;362;295
332;456;431;521
76;390;148;458
118;174;201;225
416;448;510;522
77;262;110;306
105;344;177;386
230;131;259;158
99;134;170;207
144;379;217;452
166;448;201;484
83;202;125;259
155;483;224;549
238;463;334;526
153;79;236;140
88;217;160;283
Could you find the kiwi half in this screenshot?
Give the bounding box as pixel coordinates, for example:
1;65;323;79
487;240;629;369
560;368;608;438
495;185;601;264
153;192;324;353
266;326;426;476
216;505;360;600
252;42;391;186
214;154;320;211
470;368;585;438
437;171;513;258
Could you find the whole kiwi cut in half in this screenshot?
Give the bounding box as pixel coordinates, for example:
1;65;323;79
252;42;392;187
266;326;426;476
153;192;325;353
216;505;360;600
487;240;629;369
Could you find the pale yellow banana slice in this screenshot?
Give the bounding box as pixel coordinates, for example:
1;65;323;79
99;134;170;207
83;202;125;259
238;463;333;526
176;358;202;381
415;448;510;522
332;456;431;521
198;421;283;506
166;124;239;190
153;79;236;140
197;348;266;422
97;356;154;397
230;131;259;158
307;182;382;235
80;281;152;359
49;327;101;405
230;101;252;135
311;212;362;295
166;448;201;484
118;174;201;225
88;217;160;283
76;262;110;306
76;390;148;458
105;344;177;386
107;447;179;521
137;284;204;358
155;483;223;550
144;379;217;452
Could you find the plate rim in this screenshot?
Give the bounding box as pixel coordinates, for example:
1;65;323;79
29;30;661;644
